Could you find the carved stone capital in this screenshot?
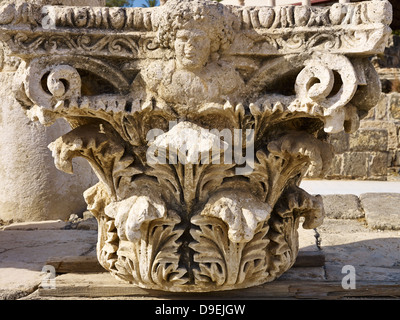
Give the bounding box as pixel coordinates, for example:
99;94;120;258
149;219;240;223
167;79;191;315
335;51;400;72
0;0;391;291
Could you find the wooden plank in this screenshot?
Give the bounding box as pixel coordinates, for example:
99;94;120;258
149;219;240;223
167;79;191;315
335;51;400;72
289;282;400;299
38;273;296;299
46;251;325;274
39;272;400;299
39;273;181;298
46;256;105;274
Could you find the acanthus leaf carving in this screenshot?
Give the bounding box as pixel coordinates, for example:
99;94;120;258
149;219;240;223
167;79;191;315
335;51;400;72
200;190;272;244
105;192;167;242
48;122;139;199
190;215;270;289
113;210;187;288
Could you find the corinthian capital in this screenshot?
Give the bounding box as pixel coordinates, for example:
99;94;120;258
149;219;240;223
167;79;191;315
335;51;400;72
0;0;391;292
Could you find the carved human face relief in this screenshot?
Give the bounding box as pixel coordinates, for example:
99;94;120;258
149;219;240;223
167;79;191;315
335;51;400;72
175;29;211;71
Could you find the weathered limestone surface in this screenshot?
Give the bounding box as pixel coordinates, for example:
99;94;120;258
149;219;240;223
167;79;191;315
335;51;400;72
2;217;400;299
0;0;105;6
1;219;67;230
0;228;97;299
0;0;101;223
317;218;400;283
322;194;364;220
319;34;400;181
0;54;98;222
0;0;391;292
361;193;400;230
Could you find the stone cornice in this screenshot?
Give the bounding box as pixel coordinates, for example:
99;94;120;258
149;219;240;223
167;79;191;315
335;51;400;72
0;1;392;59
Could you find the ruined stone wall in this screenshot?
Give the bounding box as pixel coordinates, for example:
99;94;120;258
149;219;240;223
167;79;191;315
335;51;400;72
307;35;400;181
321;93;400;180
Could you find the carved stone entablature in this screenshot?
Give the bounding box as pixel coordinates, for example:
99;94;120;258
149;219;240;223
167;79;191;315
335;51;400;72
0;1;391;59
0;0;391;292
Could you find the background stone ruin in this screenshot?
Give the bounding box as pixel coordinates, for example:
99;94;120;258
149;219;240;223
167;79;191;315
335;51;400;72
307;34;400;181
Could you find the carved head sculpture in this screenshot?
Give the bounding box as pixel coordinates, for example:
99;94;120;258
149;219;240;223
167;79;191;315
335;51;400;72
157;0;234;70
174;27;210;71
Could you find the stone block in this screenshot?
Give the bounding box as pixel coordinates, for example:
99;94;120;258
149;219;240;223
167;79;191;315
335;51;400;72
360;193;400;230
324;154;343;178
1;220;67;231
363;104;375;120
394;151;400;166
368;151;389;178
375;93;388;120
322;194;364;219
327;131;349;154
342;152;368;178
398;124;400;148
0;228;97;299
360;120;398;149
349;128;388;152
389;92;400;120
76;218;98;231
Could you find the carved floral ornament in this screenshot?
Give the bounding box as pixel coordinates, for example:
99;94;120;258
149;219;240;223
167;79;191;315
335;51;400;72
0;0;392;292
